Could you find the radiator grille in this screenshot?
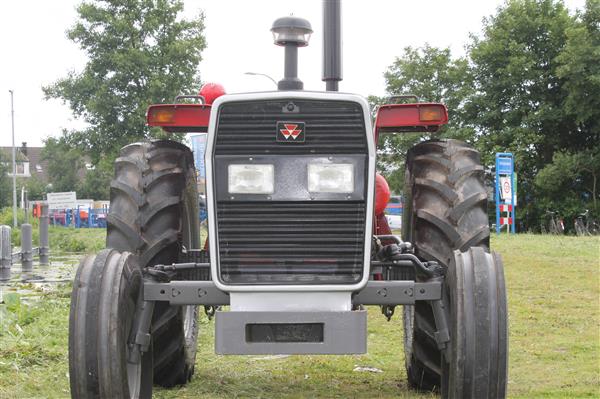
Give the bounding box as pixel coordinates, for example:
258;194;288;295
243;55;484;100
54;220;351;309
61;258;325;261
215;100;366;155
213;98;368;285
216;202;366;284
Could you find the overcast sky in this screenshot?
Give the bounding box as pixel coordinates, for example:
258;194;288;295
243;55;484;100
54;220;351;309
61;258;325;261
0;0;586;148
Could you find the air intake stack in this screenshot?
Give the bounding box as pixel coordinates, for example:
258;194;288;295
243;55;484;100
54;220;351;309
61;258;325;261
271;16;313;91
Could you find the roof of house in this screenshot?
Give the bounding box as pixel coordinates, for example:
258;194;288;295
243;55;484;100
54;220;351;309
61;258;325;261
0;145;49;181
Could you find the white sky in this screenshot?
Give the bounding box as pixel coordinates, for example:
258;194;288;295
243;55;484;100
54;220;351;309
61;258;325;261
0;0;587;148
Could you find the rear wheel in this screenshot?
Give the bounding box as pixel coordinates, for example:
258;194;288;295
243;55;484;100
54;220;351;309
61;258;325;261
69;249;153;398
107;140;201;387
401;139;490;391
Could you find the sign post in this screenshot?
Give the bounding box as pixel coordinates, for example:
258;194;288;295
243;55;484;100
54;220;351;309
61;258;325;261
495;153;516;235
190;134;208;194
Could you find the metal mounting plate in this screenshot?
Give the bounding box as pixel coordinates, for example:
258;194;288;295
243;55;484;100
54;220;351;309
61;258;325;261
352;280;441;305
143;279;441;306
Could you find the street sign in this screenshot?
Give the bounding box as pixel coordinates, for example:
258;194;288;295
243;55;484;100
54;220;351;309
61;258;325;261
190;134;207;178
495;153;516;235
499;176;512;201
497;157;513;175
47;192;77;210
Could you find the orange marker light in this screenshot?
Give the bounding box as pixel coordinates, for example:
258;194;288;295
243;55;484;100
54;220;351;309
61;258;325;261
419;106;444;122
149;108;176;124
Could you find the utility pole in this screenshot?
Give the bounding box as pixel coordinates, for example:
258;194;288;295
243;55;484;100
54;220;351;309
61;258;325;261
9;90;17;227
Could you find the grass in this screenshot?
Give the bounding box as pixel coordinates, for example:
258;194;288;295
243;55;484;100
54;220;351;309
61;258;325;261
0;234;598;398
46;226;106;253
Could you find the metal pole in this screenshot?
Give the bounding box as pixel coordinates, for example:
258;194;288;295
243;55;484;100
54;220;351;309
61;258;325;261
9;90;17;227
39;203;49;265
24;190;29;224
0;225;11;281
21;224;33;272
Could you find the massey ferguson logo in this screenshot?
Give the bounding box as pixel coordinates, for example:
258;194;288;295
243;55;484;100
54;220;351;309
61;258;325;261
277;121;305;142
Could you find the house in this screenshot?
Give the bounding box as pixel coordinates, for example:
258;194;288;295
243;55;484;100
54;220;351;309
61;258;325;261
0;143;48;182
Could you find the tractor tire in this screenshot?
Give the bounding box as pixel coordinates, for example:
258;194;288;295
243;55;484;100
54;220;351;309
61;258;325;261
441;247;508;398
69;249;153;398
401;139;490;391
106;140;201;387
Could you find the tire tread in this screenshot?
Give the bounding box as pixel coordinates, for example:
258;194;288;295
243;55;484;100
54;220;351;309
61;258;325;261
402;139;490;392
106;140;199;387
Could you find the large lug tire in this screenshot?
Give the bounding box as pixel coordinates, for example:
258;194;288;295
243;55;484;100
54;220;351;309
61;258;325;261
401;139;490;391
442;247;508;399
69;249;153;398
107;140;201;387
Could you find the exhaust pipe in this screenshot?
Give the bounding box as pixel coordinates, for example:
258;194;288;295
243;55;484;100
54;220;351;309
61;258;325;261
322;0;342;91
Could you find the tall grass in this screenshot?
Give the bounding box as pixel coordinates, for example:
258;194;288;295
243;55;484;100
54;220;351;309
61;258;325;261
0;235;598;398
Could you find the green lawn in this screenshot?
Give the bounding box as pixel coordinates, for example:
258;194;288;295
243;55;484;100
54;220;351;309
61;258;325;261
0;234;598;398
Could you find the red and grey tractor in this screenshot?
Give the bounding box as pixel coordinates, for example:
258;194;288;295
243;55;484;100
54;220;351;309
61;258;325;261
69;2;507;398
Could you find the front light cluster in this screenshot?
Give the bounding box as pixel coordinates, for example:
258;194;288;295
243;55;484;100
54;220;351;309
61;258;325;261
228;164;274;194
228;163;354;194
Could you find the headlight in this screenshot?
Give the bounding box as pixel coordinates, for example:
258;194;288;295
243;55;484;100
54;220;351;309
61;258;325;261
308;163;354;193
228;164;274;194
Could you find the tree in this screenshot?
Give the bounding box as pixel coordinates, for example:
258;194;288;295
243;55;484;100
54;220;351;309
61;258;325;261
468;0;583;228
375;45;474;192
536;149;599;208
77;158;112;200
534;148;600;230
44;0;206;161
20;175;47;202
42;136;85;193
0;152;11;208
556;0;600;147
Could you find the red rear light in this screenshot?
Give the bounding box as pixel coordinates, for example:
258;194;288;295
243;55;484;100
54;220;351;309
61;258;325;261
146;104;211;133
374;103;448;134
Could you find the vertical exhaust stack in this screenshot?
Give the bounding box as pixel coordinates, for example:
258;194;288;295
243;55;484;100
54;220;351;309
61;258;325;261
322;0;342;91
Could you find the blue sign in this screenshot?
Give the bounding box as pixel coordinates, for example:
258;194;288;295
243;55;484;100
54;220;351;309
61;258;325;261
190;134;207;178
495;153;516;235
497;157;513;175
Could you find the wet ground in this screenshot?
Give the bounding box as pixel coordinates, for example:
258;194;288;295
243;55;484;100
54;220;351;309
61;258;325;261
0;253;83;305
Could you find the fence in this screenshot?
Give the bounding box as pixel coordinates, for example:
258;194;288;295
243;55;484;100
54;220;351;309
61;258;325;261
0;203;50;281
47;205;109;228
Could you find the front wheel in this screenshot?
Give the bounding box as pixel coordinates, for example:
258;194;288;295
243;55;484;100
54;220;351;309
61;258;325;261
441;247;508;398
69;249;153;398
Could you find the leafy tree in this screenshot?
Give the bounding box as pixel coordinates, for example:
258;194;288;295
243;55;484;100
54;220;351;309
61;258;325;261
42;136;85;193
468;0;582;228
77;158;112;200
556;0;600;146
0;152;11;208
533;148;600;231
19;175;47;201
375;45;474;193
44;0;206;161
536;149;600;209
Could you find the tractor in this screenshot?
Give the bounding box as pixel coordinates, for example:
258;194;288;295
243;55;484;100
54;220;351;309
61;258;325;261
68;1;507;398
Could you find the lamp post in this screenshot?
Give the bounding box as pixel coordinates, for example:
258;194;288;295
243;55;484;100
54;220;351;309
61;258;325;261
8;90;17;227
244;72;278;88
